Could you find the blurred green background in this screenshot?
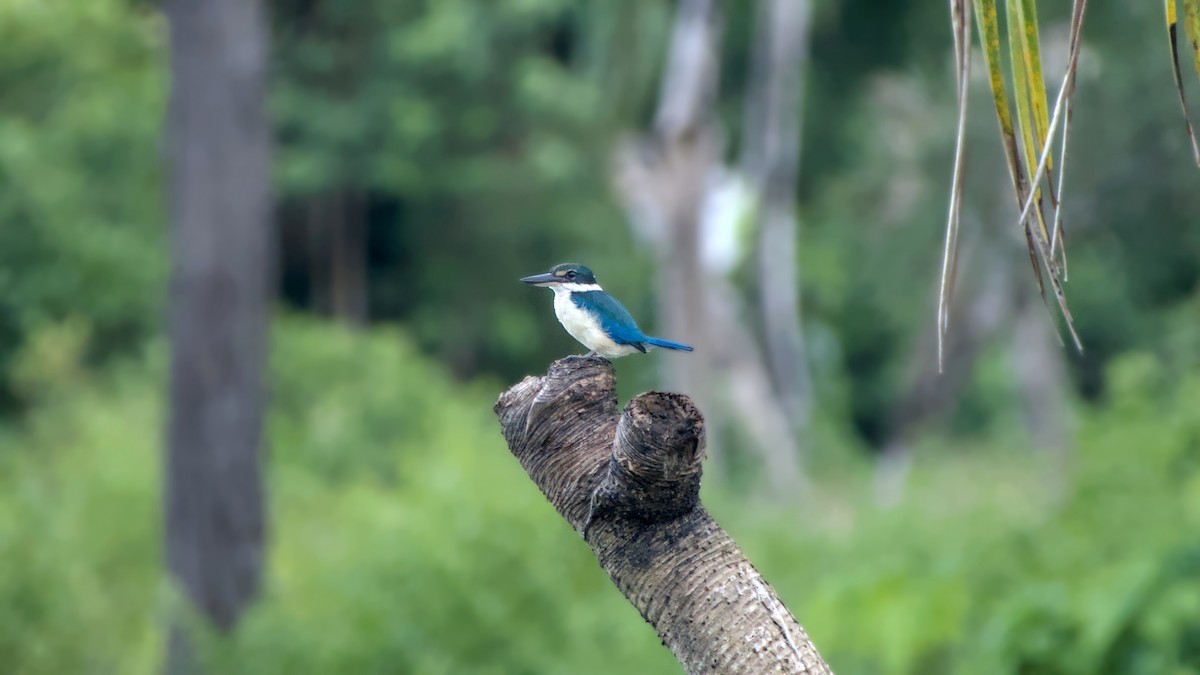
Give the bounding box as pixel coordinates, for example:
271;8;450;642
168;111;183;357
2;0;1199;673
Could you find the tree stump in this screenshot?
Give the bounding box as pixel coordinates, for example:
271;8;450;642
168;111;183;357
495;356;831;674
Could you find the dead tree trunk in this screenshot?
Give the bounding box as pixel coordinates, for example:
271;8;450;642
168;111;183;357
742;0;814;427
163;0;271;670
613;0;803;490
495;357;831;674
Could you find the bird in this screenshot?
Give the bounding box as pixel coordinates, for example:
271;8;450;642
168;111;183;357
521;262;694;359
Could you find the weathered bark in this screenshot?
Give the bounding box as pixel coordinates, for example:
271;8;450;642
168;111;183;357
495;357;831;674
163;0;271;668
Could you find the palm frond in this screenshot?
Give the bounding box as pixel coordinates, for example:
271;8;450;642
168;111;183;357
939;0;1090;368
1167;0;1200;165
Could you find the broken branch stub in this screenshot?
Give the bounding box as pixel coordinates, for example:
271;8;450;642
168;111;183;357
494;356;831;674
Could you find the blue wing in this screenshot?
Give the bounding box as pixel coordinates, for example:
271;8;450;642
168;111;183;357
572;291;648;352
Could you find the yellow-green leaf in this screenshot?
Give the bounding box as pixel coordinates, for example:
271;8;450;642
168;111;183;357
1015;0;1089;278
972;0;1042;295
974;0;1015;144
1167;0;1200;165
1185;0;1200;77
1016;0;1052;178
1006;0;1053;250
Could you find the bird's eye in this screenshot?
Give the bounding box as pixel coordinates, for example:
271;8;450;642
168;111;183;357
566;271;577;280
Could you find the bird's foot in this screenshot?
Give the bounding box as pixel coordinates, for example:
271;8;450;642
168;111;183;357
564;351;609;365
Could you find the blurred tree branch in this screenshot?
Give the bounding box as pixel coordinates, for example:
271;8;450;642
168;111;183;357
495;357;830;674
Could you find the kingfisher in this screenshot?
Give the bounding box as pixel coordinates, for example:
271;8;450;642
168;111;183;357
521;262;694;359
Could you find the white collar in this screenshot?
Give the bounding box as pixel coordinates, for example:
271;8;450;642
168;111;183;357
554;282;603;293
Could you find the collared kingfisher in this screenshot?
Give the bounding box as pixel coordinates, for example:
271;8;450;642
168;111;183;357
521;263;695;358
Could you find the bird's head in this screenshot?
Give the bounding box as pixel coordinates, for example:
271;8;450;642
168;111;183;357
520;263;598;288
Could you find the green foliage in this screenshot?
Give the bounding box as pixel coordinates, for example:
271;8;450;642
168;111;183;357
724;351;1200;674
2;321;1199;674
0;0;165;407
800;3;1200;435
0;320;677;674
2;0;1192;429
1;1;1199;672
0;350;162;674
269;0;670;380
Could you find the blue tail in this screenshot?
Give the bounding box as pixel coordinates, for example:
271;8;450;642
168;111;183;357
643;336;694;352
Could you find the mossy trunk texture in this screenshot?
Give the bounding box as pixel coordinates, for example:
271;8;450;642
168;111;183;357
495;357;831;674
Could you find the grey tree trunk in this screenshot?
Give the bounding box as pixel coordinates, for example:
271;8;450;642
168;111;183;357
328;190;368;328
742;0;814;427
495;357;831;674
163;0;272;669
613;0;803;489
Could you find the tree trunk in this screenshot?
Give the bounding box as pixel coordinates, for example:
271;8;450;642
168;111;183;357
163;0;271;668
306;198;330;315
329;189;368;327
1011;281;1073;501
612;0;803;489
495;357;831;674
742;0;814;427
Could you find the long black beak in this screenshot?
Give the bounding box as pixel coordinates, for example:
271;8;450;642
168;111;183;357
520;273;559;286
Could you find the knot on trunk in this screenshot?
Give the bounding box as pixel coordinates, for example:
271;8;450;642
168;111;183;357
591;393;705;529
493;355;706;532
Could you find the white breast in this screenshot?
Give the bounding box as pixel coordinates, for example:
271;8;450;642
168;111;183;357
551;286;640;358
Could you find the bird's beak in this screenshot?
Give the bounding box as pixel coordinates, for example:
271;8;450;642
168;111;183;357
520;273;559;286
